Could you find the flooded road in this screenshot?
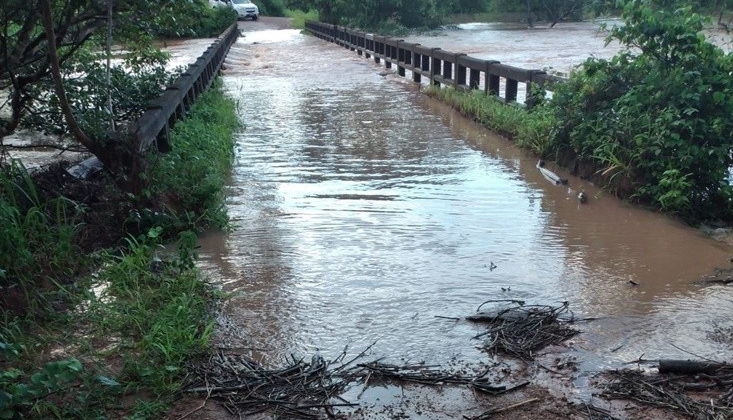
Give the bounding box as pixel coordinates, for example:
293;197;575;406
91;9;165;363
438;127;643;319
199;21;733;378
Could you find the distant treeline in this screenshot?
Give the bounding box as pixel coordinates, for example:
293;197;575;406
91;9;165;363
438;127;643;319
272;0;733;30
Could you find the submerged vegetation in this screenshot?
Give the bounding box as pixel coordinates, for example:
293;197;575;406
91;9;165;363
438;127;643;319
428;0;733;222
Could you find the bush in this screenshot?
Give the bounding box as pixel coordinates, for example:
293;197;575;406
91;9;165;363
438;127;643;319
150;2;236;38
25;47;177;140
549;0;733;220
285;8;318;29
143;82;239;237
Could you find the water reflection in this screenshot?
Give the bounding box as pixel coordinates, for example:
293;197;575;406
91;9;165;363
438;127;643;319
198;27;733;371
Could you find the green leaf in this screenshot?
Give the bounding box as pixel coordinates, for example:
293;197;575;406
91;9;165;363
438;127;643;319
96;375;121;387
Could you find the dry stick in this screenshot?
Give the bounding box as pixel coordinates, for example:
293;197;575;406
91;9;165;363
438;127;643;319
176;377;213;420
669;342;720;363
331;340;378;373
357;371;372;399
476;299;526;311
435;315;461;321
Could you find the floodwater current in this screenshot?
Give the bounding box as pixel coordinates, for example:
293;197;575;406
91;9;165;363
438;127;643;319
198;22;733;377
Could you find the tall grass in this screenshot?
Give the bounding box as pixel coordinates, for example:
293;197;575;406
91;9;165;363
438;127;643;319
0;161;82;316
285;8;319;29
145;81;239;236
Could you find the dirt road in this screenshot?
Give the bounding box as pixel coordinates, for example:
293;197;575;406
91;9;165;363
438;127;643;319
238;16;293;32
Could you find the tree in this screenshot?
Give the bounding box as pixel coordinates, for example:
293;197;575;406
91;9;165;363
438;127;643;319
295;0;444;29
549;0;733;219
1;0;230;191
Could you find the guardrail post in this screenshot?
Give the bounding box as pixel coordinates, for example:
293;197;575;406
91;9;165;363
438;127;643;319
455;54;467;88
486;62;500;96
469;67;480;89
506;78;518;102
365;34;372;59
431;48;441;87
412;45;422;83
397;41;405;77
356;31;364;55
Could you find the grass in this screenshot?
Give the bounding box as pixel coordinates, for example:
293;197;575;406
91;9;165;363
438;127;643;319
284;8;319;29
0;161;84;317
1;231;216;419
0;81;238;419
143;80;239;237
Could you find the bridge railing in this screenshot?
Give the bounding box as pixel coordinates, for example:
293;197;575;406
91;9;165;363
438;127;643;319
305;21;565;107
133;23;239;153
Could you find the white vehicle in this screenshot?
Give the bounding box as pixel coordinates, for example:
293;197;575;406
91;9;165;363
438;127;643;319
209;0;229;8
231;0;259;21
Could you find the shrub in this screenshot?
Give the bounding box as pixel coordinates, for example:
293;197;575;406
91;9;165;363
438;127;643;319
143;82;239;237
549;0;733;219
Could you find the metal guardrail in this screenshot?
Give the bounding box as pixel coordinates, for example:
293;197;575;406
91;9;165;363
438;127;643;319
305;20;565;107
134;23;239;153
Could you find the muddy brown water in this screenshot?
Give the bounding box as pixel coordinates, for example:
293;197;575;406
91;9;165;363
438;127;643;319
197;21;733;385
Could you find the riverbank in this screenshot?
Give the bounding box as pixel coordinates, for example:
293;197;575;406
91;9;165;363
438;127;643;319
0;84;239;419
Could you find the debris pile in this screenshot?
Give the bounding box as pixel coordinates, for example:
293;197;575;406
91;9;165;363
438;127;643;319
185;351;355;419
467;300;579;359
184;348;532;419
602;365;733;419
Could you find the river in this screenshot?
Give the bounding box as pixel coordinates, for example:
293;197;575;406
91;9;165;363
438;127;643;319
197;20;733;384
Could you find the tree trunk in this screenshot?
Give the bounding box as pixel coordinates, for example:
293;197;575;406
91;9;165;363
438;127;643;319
41;0;146;195
525;0;533;28
40;0;97;155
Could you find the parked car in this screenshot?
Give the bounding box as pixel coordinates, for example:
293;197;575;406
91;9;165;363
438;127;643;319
230;0;259;21
208;0;230;8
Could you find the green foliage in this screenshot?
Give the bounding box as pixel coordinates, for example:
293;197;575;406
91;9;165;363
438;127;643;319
144;82;239;237
92;229;214;396
549;0;733;219
0;356;83;420
147;1;237;38
0;161;82;314
25;46;177;139
0;227;216;419
258;0;286;16
285;8;319;28
303;0;446;30
0;0;234;155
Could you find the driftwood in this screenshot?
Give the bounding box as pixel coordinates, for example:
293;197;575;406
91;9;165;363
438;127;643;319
184;352;354;419
184;348;533;419
468;300;579;360
658;359;729;375
602;367;733;419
